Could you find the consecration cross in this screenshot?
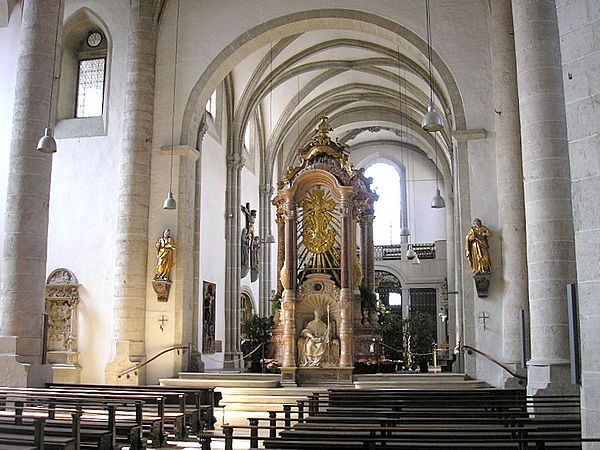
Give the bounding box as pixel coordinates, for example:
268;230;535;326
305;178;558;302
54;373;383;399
478;311;490;330
159;315;168;332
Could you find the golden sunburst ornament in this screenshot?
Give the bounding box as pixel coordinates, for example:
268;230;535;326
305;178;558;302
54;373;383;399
301;187;336;255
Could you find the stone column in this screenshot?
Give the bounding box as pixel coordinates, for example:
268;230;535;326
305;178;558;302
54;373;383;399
223;154;244;370
105;0;157;384
191;123;208;371
258;184;273;316
338;191;354;368
444;185;456;350
512;0;577;395
172;145;200;371
0;0;62;387
281;196;297;368
359;204;375;291
489;0;529;383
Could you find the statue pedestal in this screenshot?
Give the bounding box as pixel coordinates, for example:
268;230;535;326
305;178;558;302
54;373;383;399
152;279;172;302
353;323;381;360
282;366;354;386
473;274;491;298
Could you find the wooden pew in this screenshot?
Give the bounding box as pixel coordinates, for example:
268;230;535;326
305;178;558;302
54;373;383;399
257;388;590;450
48;382;218;431
0;389;146;448
0;417;77;450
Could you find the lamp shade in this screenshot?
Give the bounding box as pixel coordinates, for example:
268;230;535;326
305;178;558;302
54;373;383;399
406;245;417;260
163;191;176;210
421;103;444;132
37;128;57;153
263;234;275;244
431;188;446;208
400;226;411;237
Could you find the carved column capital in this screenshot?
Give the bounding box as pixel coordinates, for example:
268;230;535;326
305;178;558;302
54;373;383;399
260;184;274;197
227;153;245;171
198;121;209;142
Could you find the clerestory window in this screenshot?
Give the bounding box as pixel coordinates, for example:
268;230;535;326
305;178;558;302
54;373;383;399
75;57;105;118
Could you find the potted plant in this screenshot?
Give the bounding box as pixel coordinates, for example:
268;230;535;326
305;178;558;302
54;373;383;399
241;314;274;372
378;309;405;365
407;312;436;373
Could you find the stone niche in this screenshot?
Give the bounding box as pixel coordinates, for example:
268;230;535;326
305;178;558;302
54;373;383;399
45;268;81;383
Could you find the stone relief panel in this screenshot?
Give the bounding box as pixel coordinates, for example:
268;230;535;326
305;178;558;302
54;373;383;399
46;268;80;352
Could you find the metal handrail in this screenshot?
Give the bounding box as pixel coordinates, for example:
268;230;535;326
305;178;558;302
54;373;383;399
461;343;526;382
117;344;190;379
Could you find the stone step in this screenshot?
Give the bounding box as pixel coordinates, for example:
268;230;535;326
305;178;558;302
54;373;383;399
217;387;325;396
220;394;311;404
353;379;491;389
220;402;290;412
159;373;280;389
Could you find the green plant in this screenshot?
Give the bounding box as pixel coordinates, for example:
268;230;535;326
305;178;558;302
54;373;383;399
407;312;436;371
270;289;283;313
241;314;273;372
378;310;405;362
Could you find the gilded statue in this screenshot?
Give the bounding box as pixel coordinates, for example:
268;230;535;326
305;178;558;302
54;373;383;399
297;306;340;367
154;229;176;281
465;218;492;274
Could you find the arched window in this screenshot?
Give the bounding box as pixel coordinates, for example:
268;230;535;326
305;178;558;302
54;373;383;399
57;8;110;137
75;38;106;118
205;89;217;117
364;162;402;245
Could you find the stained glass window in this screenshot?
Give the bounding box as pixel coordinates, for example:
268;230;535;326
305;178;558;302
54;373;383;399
76;58;105;118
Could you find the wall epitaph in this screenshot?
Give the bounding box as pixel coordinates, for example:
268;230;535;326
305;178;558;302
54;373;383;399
45;268;81;383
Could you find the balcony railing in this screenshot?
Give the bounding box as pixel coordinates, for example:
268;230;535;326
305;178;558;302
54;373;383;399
374;243;436;261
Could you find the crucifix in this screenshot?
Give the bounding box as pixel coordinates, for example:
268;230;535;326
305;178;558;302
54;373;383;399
159;314;168;332
478;311;490;330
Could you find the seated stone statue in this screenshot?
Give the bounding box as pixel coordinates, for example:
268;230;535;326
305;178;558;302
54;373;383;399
298;307;340;367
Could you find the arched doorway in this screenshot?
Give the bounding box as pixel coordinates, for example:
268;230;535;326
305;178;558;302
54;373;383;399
375;269;403;315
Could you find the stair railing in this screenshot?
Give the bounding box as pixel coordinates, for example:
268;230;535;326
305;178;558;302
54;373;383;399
460;343;527;383
117;344;190;379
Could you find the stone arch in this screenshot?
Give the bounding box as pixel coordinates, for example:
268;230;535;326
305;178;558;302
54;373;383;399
373;262;408;287
0;0;10;27
180;8;466;150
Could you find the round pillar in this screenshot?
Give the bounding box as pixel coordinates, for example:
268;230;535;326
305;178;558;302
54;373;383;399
512;0;577;394
106;0;158;383
0;0;63;387
489;0;529;372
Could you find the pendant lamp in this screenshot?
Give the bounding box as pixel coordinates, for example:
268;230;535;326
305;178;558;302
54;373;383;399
421;0;444;132
163;0;181;210
37;1;62;153
430;134;446;209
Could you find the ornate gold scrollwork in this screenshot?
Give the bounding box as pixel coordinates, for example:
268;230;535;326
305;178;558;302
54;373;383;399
301;186;336;255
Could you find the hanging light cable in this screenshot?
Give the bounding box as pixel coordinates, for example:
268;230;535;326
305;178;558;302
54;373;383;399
163;0;181;210
398;45;410;239
421;0;444;132
37;0;62;153
430;133;446;208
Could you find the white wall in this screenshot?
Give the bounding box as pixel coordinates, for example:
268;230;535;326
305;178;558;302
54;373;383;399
350;143;448;244
46;0;129;383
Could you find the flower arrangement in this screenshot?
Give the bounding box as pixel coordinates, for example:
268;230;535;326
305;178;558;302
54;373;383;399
354;357;396;374
261;358;282;374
